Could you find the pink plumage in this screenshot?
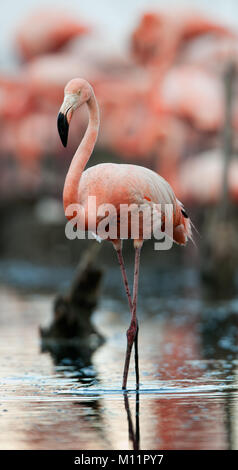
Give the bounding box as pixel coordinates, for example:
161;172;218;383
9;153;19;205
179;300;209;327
59;78;191;247
57;78;192;390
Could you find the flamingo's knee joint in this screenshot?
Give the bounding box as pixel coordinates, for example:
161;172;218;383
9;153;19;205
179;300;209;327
127;324;137;345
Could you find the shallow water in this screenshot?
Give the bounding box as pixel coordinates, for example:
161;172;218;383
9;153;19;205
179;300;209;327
1;273;238;450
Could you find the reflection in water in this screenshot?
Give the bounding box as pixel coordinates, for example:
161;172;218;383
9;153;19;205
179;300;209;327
41;341;97;386
1;282;238;449
123;392;140;450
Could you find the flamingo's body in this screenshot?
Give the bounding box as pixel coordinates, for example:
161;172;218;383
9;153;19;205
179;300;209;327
67;162;191;246
57;78;192;389
178;150;238;204
153;65;224;132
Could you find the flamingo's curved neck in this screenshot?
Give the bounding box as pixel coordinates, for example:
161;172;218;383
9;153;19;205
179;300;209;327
63;90;100;212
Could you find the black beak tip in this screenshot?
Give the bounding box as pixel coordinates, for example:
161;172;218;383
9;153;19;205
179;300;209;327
57;112;69;148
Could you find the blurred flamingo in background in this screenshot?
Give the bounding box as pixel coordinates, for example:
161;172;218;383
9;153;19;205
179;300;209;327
57;78;192;389
177;150;238;204
151;65;224;132
13;112;58;167
0;77;32;119
15;8;89;61
96;75;158;159
180;35;238;74
132;9;235;67
24;53;89;109
1;7;238;205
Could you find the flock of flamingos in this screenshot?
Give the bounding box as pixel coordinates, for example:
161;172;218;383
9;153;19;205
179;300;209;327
1;7;238;205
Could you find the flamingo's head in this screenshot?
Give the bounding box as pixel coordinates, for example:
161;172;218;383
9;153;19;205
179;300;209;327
57;78;92;147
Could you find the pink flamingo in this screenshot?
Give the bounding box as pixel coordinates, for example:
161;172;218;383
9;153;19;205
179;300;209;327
153;65;224;132
57;78;192;390
16;8;89;61
132;10;234;67
177;150;238;205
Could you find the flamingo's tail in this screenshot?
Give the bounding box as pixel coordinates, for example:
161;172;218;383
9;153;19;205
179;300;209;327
173;200;197;246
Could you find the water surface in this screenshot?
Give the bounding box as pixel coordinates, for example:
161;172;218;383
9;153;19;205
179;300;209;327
0;276;238;450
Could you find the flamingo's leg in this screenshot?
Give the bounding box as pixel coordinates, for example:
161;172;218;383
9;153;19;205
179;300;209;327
122;242;142;390
134;324;139;390
115;245;133;311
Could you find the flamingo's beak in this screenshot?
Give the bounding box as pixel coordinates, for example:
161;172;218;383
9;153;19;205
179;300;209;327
57;94;76;147
57;111;69;148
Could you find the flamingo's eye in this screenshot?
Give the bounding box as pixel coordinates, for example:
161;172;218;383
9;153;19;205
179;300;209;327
77;90;81;95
